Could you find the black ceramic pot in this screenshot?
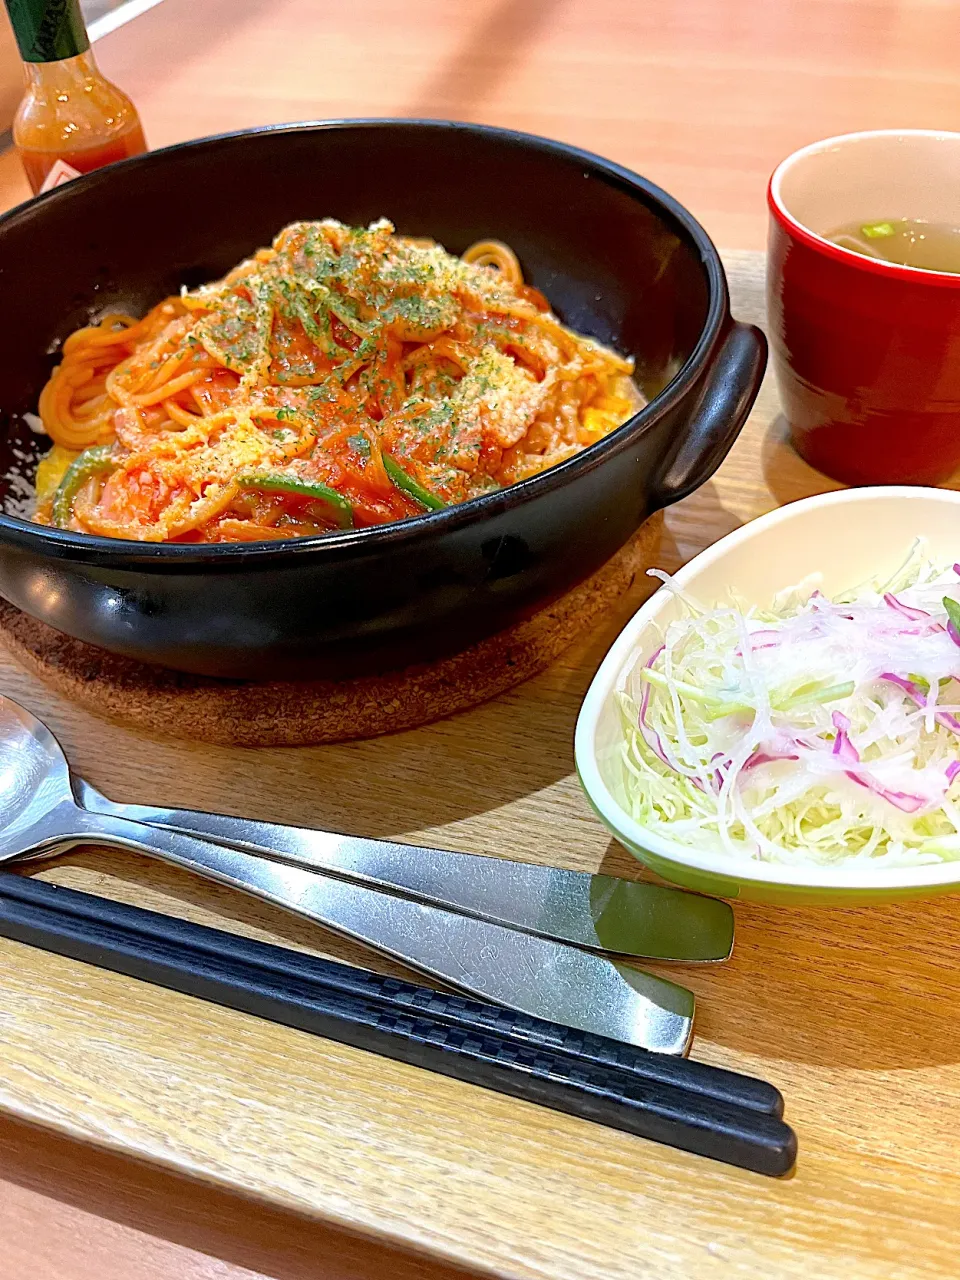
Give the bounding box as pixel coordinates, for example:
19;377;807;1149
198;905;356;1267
0;121;765;679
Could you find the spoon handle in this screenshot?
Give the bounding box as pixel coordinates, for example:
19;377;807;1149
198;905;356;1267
74;781;733;963
65;807;695;1055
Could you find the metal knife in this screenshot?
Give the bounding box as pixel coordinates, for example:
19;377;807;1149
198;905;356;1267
75;778;734;962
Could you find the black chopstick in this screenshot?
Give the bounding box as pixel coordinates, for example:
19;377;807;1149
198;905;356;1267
0;870;781;1117
0;873;797;1176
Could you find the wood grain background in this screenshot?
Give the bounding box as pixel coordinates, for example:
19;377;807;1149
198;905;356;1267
1;0;958;246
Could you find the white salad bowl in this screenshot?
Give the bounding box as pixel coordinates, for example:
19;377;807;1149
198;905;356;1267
575;487;960;905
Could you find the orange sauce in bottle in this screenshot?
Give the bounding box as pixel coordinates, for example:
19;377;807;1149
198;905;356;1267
5;0;146;195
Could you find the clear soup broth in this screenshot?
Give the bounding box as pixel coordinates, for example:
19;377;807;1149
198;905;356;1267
827;219;960;274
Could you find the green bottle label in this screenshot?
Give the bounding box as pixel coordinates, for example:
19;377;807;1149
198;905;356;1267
5;0;91;63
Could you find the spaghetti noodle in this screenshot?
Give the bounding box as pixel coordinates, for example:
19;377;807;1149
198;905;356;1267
32;219;640;542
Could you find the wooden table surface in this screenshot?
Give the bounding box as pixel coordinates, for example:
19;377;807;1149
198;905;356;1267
1;3;959;1278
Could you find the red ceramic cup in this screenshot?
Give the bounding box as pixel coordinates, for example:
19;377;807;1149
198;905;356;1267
767;130;960;486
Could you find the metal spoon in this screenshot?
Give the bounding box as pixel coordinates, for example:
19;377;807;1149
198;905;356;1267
0;695;695;1054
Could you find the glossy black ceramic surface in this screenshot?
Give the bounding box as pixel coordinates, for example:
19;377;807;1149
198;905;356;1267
0;121;765;679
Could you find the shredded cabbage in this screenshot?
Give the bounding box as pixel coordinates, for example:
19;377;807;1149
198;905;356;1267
615;542;960;867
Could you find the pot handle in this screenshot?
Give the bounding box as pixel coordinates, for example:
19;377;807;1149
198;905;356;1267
650;321;767;510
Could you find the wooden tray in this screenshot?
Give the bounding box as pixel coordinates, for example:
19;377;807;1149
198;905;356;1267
0;252;958;1280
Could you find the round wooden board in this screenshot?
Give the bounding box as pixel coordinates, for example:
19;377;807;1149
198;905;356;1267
0;512;663;747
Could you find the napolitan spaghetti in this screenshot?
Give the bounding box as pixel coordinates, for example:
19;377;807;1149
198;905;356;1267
32;219;641;543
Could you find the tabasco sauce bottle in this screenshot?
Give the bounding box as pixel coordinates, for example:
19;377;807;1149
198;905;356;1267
4;0;146;195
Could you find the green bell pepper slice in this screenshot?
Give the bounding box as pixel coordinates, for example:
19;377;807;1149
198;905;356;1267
382;454;445;511
236;473;354;529
52;444;116;528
